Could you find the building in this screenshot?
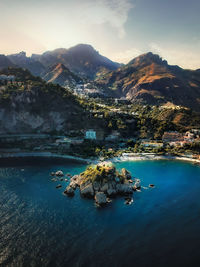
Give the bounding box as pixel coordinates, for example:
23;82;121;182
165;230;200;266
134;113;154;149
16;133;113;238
105;131;120;142
183;132;194;142
85;129;105;141
191;129;200;135
85;129;96;140
141;142;163;148
55;137;71;148
162;131;184;143
114;98;130;105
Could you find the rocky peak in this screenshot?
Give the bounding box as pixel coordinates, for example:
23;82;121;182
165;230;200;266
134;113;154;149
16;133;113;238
8;51;27;63
31;44;120;79
67;44;97;54
128;52;168;68
12;51;26;58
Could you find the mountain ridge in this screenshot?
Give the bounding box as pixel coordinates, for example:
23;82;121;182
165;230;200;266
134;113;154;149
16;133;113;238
31;44;120;79
96;52;200;111
42;63;83;88
0;46;200;111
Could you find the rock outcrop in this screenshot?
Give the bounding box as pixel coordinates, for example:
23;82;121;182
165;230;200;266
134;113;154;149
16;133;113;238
64;185;75;196
133;179;141;190
55;170;64;177
95;192;107;206
80;182;94;198
64;162;142;207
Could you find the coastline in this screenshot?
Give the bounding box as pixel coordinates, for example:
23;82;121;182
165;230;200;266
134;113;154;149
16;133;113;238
109;153;200;164
0;151;199;165
0;151;92;164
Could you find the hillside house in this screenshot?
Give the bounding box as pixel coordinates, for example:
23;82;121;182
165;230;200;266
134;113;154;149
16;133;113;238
162;131;184;143
55;137;71;148
105;131;120;142
85;129;105;141
184;132;194;142
141;141;163;148
114;98;130;104
85;129;96;140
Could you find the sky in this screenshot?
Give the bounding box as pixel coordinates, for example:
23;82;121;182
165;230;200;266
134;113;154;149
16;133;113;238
0;0;200;69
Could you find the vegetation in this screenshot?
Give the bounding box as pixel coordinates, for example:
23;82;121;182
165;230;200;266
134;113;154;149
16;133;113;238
0;68;199;159
79;163;126;185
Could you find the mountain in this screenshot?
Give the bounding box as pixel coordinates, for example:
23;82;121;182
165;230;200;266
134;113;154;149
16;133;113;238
0;67;101;134
8;52;45;77
42;63;83;88
0;55;15;69
96;52;200;111
31;44;120;79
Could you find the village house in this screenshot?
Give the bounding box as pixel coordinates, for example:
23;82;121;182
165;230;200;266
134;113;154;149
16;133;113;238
141;141;163;148
184;132;195;142
188;129;200;139
55;137;72;149
85;129;104;141
85;129;96;140
162;131;184;143
191;129;200;135
105;131;120;142
114;98;130;105
55;137;84;149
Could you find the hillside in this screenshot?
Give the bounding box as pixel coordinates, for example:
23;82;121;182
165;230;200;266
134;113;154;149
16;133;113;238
31;44;120;79
42;63;83;88
7;52;45;77
0;68;102;134
0;55;15;70
96;52;200;111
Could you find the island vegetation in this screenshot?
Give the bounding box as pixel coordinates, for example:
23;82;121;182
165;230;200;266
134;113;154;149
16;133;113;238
63;162;141;206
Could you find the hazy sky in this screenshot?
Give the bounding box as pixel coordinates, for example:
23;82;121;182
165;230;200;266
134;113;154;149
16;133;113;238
0;0;200;69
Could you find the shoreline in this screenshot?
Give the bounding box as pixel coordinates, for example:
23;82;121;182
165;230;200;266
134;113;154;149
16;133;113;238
0;151;92;164
109;153;200;164
0;152;199;165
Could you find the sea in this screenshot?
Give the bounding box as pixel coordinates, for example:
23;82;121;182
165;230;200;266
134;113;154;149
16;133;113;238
0;157;200;267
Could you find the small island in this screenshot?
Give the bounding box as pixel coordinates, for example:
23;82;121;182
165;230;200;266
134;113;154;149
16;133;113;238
63;162;141;206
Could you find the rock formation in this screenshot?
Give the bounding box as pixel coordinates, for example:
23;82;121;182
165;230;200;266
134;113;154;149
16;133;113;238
64;162;141;207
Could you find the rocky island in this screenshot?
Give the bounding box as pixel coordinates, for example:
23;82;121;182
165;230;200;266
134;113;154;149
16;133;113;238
64;162;141;206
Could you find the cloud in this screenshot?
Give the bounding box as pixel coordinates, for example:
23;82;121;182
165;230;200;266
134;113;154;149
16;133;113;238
149;42;200;70
81;0;134;38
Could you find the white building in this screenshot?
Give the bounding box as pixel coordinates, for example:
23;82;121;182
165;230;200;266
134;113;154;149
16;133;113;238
85;129;96;140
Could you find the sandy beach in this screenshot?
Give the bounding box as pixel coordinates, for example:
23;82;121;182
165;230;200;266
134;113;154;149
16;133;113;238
110;153;200;164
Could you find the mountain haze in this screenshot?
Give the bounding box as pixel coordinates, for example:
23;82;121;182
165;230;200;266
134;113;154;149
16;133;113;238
7;52;45;77
31;44;120;79
0;45;200;111
0;55;15;70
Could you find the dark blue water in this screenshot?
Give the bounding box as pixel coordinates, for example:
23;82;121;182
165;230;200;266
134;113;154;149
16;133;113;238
0;158;200;267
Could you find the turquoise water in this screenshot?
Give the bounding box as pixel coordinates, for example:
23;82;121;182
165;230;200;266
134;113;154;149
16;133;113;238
0;158;200;267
